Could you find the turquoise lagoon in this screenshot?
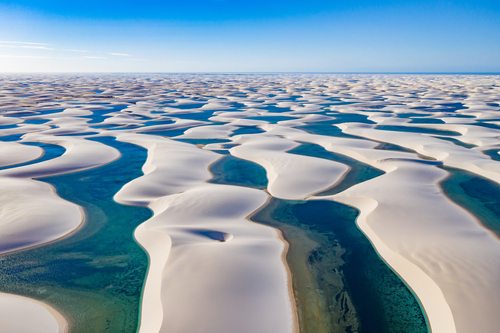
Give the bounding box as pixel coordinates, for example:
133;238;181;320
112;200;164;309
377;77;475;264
0;137;152;333
4;96;500;333
208;148;428;333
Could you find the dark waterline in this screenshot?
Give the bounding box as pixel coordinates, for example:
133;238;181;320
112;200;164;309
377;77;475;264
483;149;500;162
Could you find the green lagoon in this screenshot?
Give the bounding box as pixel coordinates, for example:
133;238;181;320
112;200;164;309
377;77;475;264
0;137;152;333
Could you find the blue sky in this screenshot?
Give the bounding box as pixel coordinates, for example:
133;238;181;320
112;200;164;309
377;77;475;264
0;0;499;72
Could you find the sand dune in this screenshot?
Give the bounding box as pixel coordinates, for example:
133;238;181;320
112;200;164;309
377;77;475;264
114;134;295;333
231;134;348;199
0;293;67;333
1;74;500;333
0;141;42;167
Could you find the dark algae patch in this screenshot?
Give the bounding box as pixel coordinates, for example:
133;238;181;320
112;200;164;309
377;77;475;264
0;137;152;333
251;198;358;333
440;166;500;238
251;199;428;333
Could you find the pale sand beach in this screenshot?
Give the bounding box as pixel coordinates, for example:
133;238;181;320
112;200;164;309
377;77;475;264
0;292;67;333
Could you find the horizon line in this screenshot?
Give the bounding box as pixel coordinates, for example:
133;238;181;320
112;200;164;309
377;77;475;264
1;71;500;75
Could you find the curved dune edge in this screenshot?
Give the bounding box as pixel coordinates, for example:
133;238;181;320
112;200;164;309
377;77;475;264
310;157;500;333
1;74;500;333
328;196;456;333
250;125;500;333
0;118;124;333
114;134;296;333
205;156;300;333
0;135;120;255
230;134;348;200
0;135;120;179
0;142;43;168
246;197;300;333
217;125;482;333
0;292;68;333
0;177;84;256
275;228;300;333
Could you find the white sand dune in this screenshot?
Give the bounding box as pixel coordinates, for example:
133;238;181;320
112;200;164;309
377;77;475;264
230;134;348;199
0;135;119;178
1;73;500;333
114;134;295;333
312;157;500;333
0;141;42;167
0;177;82;255
0;293;67;333
114;134;219;205
0;135;118;255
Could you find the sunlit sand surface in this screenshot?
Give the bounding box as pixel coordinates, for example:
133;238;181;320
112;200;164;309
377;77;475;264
1;74;499;333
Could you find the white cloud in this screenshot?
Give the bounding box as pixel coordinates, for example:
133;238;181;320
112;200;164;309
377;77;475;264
128;59;146;61
63;49;91;53
83;56;107;59
0;45;53;50
0;41;50;45
108;53;132;56
0;55;51;58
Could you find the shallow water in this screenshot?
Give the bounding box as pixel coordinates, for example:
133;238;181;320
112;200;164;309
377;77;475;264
231;126;266;136
440;166;500;238
483;149;500;161
287;142;385;196
0;142;66;171
296;122;366;140
252;199;428;333
0;137;152;333
209;147;428;333
208;154;267;190
408;118;445;124
432;136;477;149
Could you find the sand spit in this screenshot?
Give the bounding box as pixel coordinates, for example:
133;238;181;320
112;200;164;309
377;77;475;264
231;134;348;199
0;141;42;167
0;133;120;253
1;73;500;333
0;135;119;178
